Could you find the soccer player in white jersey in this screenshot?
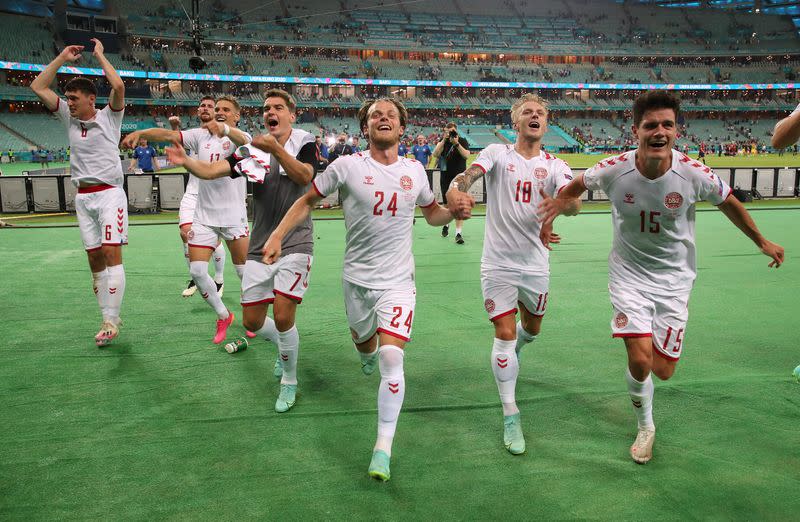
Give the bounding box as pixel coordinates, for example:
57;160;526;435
771;102;800;149
445;94;580;455
122;97;229;298
262;98;471;481
164;89;318;413
539;90;785;465
31;40;128;346
131;96;251;342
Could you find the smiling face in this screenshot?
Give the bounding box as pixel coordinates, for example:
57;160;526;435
513;100;548;142
366;100;404;149
197;99;215;123
262;96;295;139
633;108;676;166
214;100;240;126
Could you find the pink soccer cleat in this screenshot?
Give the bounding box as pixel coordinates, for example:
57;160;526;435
95;321;120;347
245;330;257;339
213;311;235;344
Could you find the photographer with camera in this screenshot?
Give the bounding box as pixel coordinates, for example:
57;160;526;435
431;122;470;243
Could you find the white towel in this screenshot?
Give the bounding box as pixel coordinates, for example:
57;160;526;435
232;144;271;184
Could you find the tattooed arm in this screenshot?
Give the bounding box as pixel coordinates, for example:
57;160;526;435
444;164;483;219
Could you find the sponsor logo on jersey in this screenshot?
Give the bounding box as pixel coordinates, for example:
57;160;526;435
614;312;628;328
624;193;635;204
565;173;573;180
534;167;548;180
507;164;516;172
664;192;683;209
484;299;496;313
715;174;724;196
400;175;413;191
363;175;374;185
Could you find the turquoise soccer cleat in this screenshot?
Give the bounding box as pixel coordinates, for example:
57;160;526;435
273;354;283;379
361;352;378;376
275;384;296;413
503;413;526;455
368;450;391;481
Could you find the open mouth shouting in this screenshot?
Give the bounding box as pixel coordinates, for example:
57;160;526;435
377;123;392;132
648;138;668;150
215;114;227;122
528;120;541;129
266;116;279;131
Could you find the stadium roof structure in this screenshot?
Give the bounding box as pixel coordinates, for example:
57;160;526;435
634;0;800;16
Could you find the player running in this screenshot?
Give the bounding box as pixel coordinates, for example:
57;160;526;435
165;89;318;413
262;98;471;481
539;90;784;464
122;97;231;298
445;94;580;455
31;40;128;346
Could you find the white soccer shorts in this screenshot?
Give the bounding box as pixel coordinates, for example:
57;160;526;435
178;191;198;227
343;280;416;343
75;185;128;251
609;280;691;361
480;266;549;322
187;222;249;249
240;254;313;306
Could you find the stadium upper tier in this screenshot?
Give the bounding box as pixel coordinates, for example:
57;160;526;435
114;0;799;56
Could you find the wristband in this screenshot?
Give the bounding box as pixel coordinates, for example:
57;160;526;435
223;123;230;137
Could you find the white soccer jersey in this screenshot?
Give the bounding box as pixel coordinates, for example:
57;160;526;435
312;151;436;289
473;144;572;273
52;100;124;187
180;128;252;227
583;149;732;294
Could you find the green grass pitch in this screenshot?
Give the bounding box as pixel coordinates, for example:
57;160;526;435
0;205;798;519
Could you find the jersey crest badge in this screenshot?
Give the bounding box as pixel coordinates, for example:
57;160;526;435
664;192;683;209
614;312;628;328
400;175;413;191
534;167;548;180
484;299;496;314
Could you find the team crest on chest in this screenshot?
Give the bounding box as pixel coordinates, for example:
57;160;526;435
664;192;683;209
223;141;231;151
400;175;413;191
534;167;548;180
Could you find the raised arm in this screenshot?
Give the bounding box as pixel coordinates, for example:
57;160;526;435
31;45;84;110
164;143;233;180
91;39;124;111
262;189;323;264
251;134;314;186
771;110;800;149
717;194;784;267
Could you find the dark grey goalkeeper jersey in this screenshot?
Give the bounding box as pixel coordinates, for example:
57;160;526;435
228;128;317;261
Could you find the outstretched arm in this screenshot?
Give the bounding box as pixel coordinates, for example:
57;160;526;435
717;194;784;268
420;202;454;226
202;120;251;147
771;110;800;149
538;174;587;225
164;143;232;180
31;45;84;110
91;39;124;111
250;134;314;186
122;128;181;149
262;190;323;264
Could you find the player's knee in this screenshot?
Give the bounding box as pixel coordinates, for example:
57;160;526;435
627;350;652;375
520;317;541;336
188;261;207;279
493;325;516;341
273;313;295;332
242;314;263;332
652;363;677;381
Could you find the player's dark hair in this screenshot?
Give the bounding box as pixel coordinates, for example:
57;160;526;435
64;77;97;97
357;97;408;134
264;88;297;113
633;90;680;127
199;95;215;105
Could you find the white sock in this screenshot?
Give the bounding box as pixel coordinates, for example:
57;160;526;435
91;269;110;320
278;325;299;385
625;367;655;430
213;243;226;284
491;338;519;416
375;345;405;456
182;242;190;270
105;264;126;324
234;264;245;281
256;316;279;344
515;321;536;355
190;261;228;318
455;225;463;234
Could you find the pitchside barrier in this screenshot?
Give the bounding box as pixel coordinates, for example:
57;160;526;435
1;168;799;214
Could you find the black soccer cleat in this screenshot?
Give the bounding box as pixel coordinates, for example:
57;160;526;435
455;233;464;245
442;225;449;237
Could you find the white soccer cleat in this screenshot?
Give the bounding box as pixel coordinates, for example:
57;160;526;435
630;428;655;464
94;321;120;347
182;280;197;297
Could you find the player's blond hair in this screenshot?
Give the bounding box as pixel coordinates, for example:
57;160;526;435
215;94;241;113
511;94;549;124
